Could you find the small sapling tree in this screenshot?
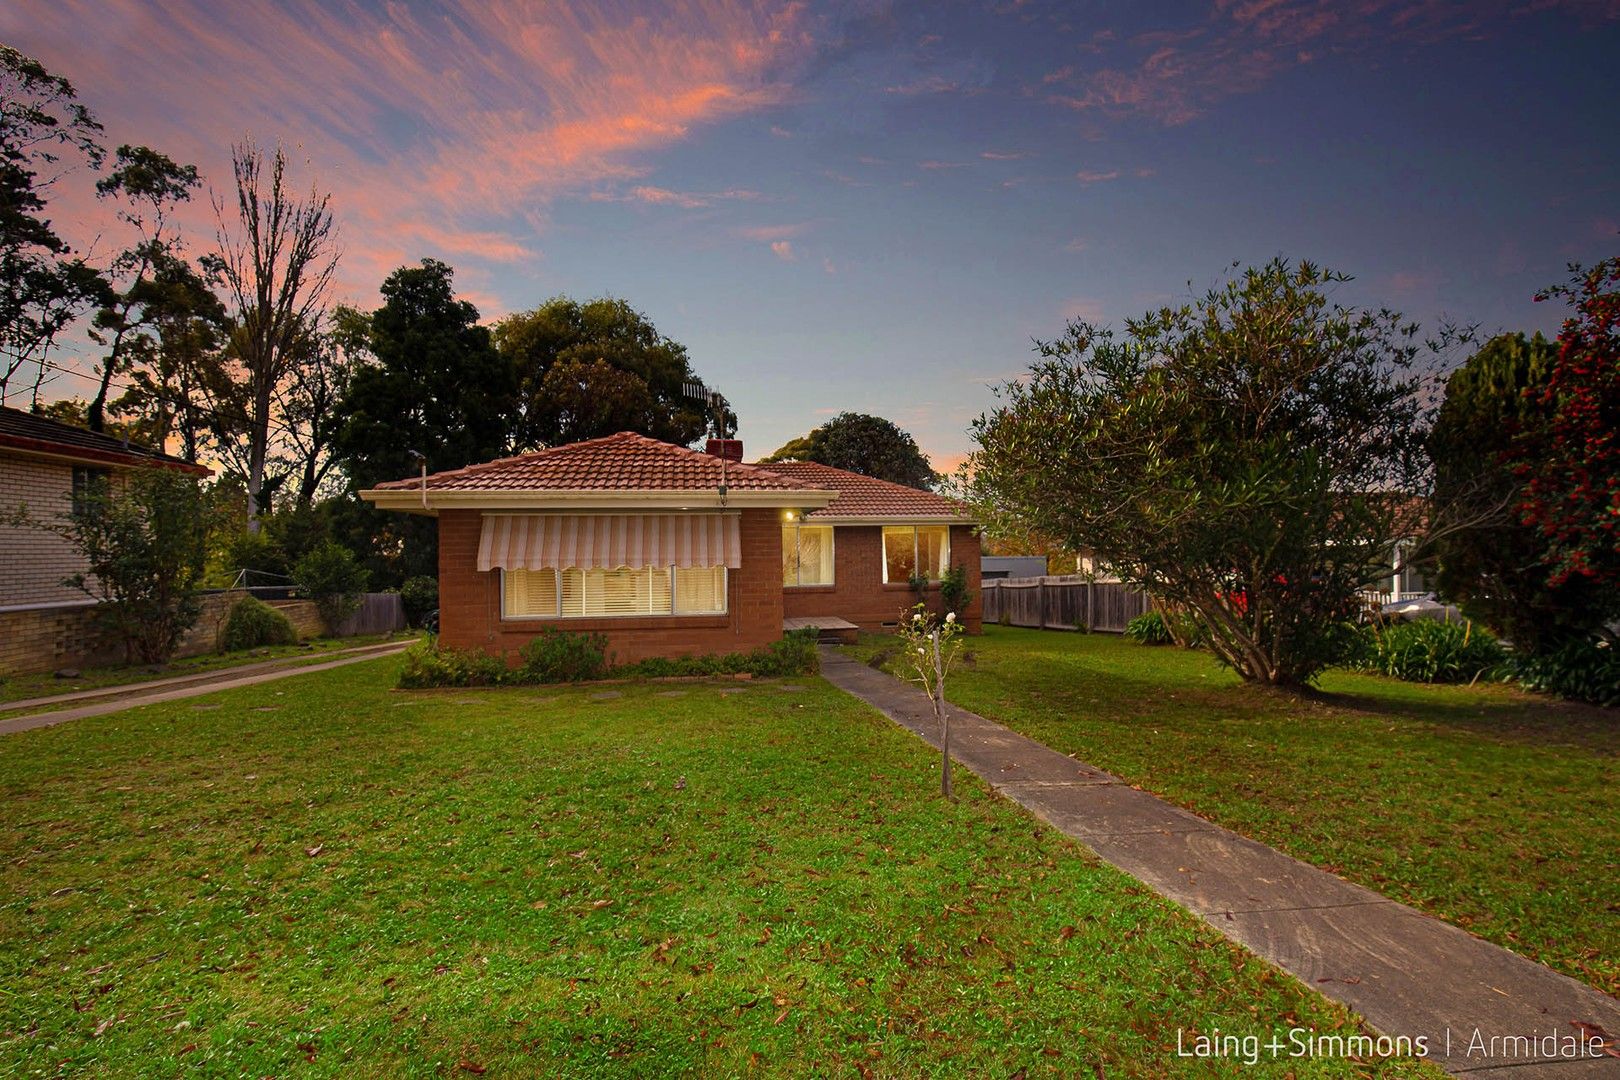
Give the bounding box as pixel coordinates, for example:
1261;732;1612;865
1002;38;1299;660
897;604;965;800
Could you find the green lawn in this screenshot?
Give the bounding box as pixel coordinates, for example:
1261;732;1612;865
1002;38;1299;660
0;657;1432;1077
0;632;414;707
844;627;1619;996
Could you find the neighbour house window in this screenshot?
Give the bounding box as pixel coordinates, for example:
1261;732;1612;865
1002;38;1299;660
70;466;109;515
502;565;727;619
782;524;835;586
1392;540;1432;596
882;525;949;584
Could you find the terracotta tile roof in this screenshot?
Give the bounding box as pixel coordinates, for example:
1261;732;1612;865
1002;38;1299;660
0;405;209;474
749;460;974;521
372;431;823;493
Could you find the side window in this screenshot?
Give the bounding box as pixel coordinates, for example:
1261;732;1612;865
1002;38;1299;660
71;466;110;515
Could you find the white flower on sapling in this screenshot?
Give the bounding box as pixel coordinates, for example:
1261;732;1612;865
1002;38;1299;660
945;612;956;624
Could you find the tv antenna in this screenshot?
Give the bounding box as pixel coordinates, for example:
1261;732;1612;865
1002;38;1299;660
683;379;733;505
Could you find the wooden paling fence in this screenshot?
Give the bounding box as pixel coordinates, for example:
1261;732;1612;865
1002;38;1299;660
333;592;408;637
981;576;1152;633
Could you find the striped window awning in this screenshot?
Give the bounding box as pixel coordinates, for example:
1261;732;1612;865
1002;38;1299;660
476;513;743;571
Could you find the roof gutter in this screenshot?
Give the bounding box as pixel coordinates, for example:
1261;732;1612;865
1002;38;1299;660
0;434;211;476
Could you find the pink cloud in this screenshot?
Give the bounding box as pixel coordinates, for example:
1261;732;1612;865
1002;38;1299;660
1076;169;1121;183
981;150;1031;160
769;240;796;261
3;1;820;306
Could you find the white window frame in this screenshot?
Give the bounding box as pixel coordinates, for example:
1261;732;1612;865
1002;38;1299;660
500;565;728;620
782;523;836;587
881;525;951;584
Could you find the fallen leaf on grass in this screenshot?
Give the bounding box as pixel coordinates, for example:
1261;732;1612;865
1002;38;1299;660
458;1062;487;1074
92;1015;118;1037
304;845;323;858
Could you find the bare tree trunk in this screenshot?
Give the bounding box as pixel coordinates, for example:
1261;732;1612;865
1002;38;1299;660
212;139;337;531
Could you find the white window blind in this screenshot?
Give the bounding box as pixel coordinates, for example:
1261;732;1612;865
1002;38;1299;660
502;565;726;619
674;566;727;614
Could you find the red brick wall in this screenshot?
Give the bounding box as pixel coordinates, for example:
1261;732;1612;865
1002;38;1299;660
435;508;786;665
781;524;982;633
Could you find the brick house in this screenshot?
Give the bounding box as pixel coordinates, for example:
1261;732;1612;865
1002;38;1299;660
359;431;981;664
0;405;210;609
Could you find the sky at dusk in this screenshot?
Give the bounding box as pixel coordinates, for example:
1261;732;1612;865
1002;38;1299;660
5;0;1619;470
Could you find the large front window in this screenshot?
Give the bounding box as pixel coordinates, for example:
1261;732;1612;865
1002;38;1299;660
503;565;727;618
782;524;835;586
883;525;949;583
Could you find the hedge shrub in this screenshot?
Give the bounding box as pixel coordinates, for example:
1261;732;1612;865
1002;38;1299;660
616;629;820;679
397;641;508;689
518;627;612;683
395;628;820;689
293;541;369;630
400;575;439;628
221;596;298;652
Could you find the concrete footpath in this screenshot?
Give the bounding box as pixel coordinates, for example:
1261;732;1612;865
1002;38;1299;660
819;648;1620;1076
0;641;411;735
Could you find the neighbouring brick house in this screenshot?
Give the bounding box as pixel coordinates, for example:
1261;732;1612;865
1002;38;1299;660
360;431;981;665
0;405;210;608
0;406;213;676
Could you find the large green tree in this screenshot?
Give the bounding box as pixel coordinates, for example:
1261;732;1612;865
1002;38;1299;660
332;259;518;583
762;412;936;490
969;259;1432;688
494;296;716;448
1428;333;1605;650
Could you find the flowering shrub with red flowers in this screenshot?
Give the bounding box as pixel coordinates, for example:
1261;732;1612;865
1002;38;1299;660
1521;258;1620;600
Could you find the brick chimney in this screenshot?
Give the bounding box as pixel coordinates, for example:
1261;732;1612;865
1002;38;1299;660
705;438;743;462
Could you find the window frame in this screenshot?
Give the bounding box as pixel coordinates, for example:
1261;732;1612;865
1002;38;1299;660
881;525;951;584
501;565;728;620
781;523;836;588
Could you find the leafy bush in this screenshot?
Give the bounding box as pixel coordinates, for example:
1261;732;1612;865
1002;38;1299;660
1513;638;1620;706
55;466;215;664
1356;619;1506;684
400;575;439;628
519;627;611;683
617;629;821;680
221;596;297;651
293;541;369;630
1125;611;1173;645
940;564;974;619
397;641;508;689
